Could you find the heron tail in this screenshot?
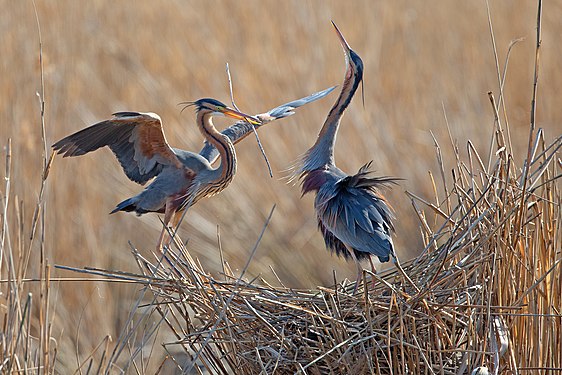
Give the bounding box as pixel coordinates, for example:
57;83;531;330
110;197;139;214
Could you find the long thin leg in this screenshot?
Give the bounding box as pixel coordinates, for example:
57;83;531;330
157;200;177;253
164;210;183;249
348;248;363;294
368;256;377;289
368;256;377;274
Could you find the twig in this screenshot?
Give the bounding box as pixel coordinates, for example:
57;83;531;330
0;139;11;280
31;1;53;372
513;0;542;249
216;224;226;279
225;63;273;177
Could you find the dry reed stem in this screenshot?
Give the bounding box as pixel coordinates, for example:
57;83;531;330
225;63;273;178
0;4;58;373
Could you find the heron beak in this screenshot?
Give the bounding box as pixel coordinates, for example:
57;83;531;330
222;107;261;125
331;21;352;55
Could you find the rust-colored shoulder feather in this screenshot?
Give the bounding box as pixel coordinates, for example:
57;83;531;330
53;112;185;185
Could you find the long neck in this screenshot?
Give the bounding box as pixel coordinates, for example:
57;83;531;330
199;120;262;164
300;68;361;172
197;112;237;184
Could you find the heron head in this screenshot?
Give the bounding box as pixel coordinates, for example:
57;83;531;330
186;98;261;125
331;21;364;107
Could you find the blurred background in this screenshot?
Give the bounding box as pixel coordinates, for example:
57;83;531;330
1;0;561;370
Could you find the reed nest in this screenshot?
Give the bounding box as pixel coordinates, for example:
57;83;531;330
76;119;561;374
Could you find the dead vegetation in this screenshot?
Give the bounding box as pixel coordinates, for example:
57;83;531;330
1;1;561;374
57;4;561;372
85;83;560;373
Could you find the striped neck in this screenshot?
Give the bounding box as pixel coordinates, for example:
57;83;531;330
197;112;237;187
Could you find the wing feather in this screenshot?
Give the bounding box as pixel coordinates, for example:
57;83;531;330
315;163;400;262
53;112;184;185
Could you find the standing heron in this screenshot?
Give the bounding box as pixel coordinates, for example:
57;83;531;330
291;22;414;291
53;99;260;251
52;87;334;251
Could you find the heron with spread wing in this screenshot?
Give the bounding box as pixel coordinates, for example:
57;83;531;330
291;23;413;292
54;99;258;251
53;88;334;251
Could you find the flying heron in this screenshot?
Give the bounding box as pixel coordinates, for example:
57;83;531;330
52;88;335;252
54;99;259;251
291;22;415;292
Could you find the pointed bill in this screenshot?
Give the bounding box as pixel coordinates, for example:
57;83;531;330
221;107;261;125
331;21;352;55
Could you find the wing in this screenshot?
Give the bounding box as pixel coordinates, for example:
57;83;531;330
315;163;399;262
198;86;337;163
264;85;337;120
317;219;357;259
52;112;184;185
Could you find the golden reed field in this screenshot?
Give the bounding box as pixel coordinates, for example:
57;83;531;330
1;0;561;373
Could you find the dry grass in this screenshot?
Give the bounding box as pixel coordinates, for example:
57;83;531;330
81;70;561;373
1;0;561;373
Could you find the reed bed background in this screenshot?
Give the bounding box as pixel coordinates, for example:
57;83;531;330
0;0;561;373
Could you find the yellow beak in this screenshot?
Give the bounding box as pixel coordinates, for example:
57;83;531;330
222;107;261;125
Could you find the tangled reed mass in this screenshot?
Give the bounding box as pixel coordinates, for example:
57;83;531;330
97;121;560;374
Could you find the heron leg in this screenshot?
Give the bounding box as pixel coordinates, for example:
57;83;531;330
392;254;420;293
348;248;364;294
368;256;377;289
164;210;183;249
156;229;167;254
157;199;178;253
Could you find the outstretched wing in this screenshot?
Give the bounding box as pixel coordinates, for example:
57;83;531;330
264;85;337;120
198;86;337;163
52;112;184;185
315;162;399;262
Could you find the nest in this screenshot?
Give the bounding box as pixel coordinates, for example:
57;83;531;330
77;117;561;374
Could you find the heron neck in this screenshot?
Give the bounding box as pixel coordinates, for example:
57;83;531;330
199;120;262;164
304;71;358;171
307;119;340;168
198;112;237;183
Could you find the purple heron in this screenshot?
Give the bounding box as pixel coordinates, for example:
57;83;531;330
54;99;259;251
291;22;409;291
53;88;334;252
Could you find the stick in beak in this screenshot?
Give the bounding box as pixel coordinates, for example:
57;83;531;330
222;107;261;125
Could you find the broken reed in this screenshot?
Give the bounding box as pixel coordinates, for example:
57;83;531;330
2;1;559;373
